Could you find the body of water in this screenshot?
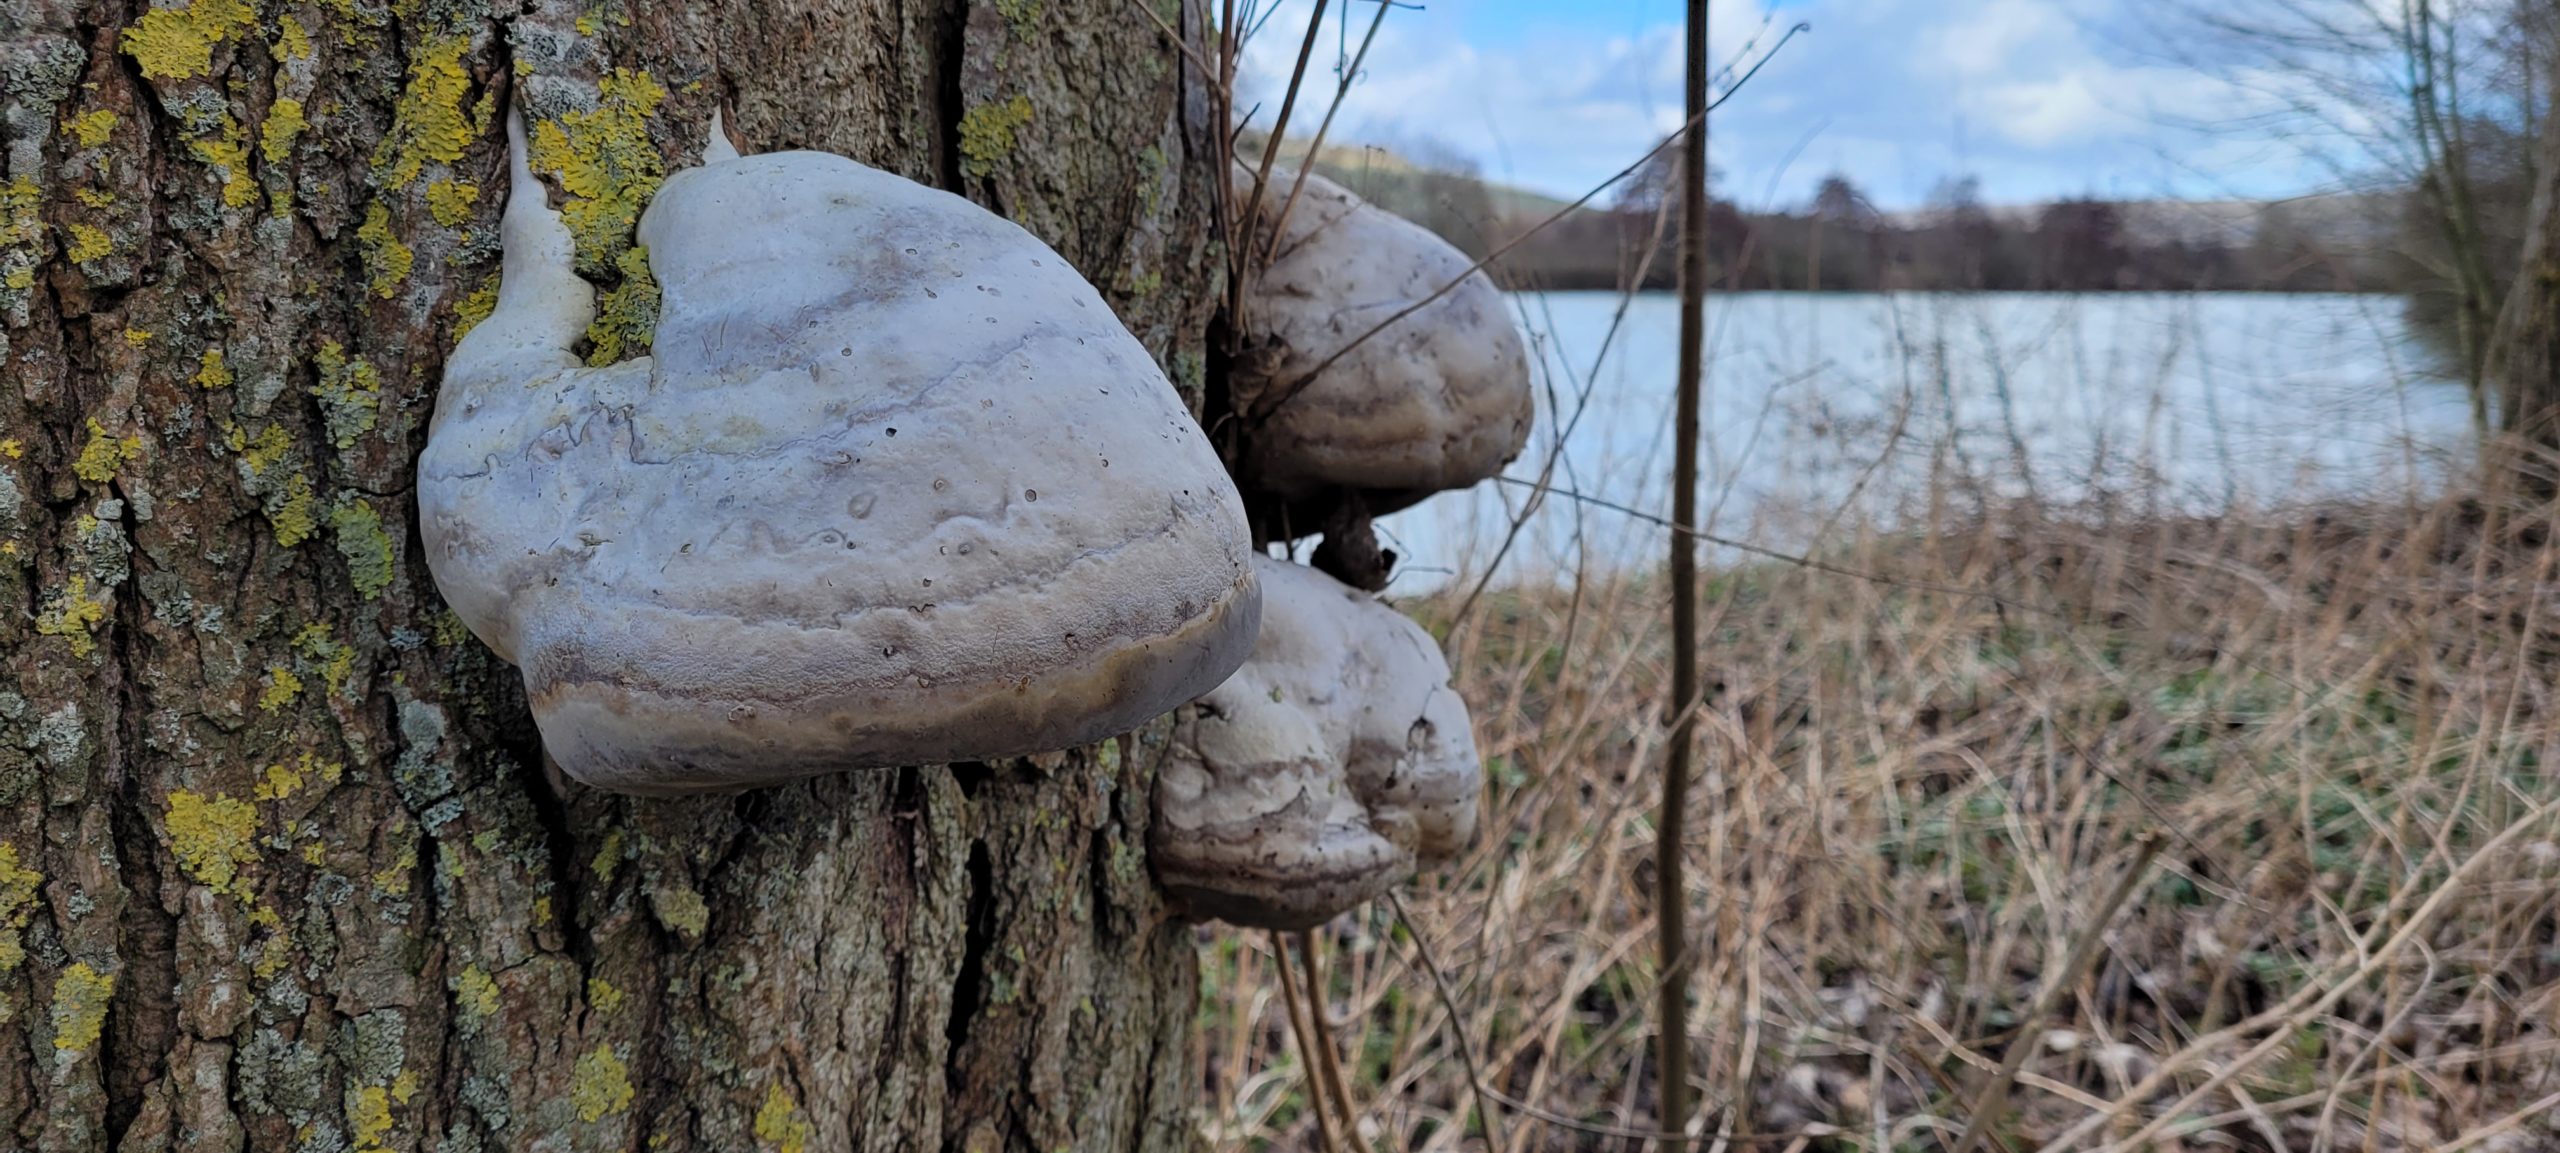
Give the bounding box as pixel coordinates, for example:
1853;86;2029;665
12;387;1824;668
1369;291;2479;590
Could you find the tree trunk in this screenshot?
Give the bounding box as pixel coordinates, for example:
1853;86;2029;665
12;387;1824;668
0;2;1222;1149
2499;1;2560;489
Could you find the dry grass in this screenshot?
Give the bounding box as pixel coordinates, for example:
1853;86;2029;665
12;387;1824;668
1194;486;2560;1151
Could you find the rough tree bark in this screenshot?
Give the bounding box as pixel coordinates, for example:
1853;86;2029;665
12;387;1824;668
0;0;1223;1149
2500;0;2560;486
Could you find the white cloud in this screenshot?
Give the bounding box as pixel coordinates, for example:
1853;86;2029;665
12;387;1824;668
1929;0;2076;80
1976;71;2111;148
1234;0;1776;200
1229;0;2337;209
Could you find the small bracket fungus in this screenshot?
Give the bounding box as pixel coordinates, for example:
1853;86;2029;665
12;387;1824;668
419;112;1260;794
1151;554;1481;929
1227;165;1535;589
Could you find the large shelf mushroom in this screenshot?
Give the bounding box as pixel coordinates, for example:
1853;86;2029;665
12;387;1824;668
1225;165;1535;590
418;113;1260;795
1152;554;1481;929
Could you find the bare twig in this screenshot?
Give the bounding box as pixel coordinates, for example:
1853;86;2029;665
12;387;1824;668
1297;930;1368;1147
1274;931;1348;1153
1237;0;1332;301
1259;0;1395;277
1657;1;1712;1146
1389;891;1511;1150
1248;21;1809;424
1948;832;2165;1153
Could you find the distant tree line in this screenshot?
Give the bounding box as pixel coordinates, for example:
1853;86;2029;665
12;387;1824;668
1485;167;2402;294
1270;0;2560;487
1281;144;2405;294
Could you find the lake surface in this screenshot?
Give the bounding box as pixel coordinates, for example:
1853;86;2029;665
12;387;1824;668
1368;292;2479;591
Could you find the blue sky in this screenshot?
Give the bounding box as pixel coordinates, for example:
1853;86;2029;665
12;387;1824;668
1236;0;2332;210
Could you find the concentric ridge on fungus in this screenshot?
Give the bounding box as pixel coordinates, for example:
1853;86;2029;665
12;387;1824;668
418;112;1260;794
1151;554;1481;929
1229;164;1535;533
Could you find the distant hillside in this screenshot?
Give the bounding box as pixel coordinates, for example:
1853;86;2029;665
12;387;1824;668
1245;136;1575;220
1239;136;2406;293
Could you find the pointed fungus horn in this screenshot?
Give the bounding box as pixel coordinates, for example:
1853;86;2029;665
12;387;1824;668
419;108;1261;795
704;106;741;164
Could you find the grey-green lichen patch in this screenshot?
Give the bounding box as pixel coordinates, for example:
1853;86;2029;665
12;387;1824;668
295;1118;345;1153
1109;839;1145;890
1137;145;1169;215
0;746;33;808
1;37;85;109
336;1008;409;1083
1171;347;1207;399
261;969;312;1019
312;341;382;454
506;25;593;86
391;698;453;813
419;796;463;837
238;1028;327;1121
457;1071;513;1132
34;702;86;772
647;875;710;942
75;500;132;587
995;0;1046;38
328;499;397;598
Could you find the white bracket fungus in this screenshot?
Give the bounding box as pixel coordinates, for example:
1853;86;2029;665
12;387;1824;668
1151;554;1481;929
418;112;1260;794
1227;165;1535;588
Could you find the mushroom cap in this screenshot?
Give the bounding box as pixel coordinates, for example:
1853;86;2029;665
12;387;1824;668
421;134;1259;794
1232;166;1534;528
1151;554;1481;929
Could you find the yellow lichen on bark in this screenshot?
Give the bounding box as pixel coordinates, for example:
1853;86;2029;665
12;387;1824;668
357;203;414;297
36;575;111;657
260;98;307;164
187;115;258;209
197;347;233;388
63;223;111;264
329;499;396;598
254;752;343;802
1;177;39;300
271;473;318;547
120;0;258;81
314;340;384;448
49;962;113;1052
347;1085;395;1152
527;69;669;357
376;36;480;190
272;13;313;61
64;110;117;148
425;179;478;227
572;1045;634;1121
456;965;501;1017
586;246;658;365
297;623;357;695
755;1086;814;1153
166;789;259;899
0;843;39;973
959;95;1035;179
451;274;499;339
74;419;141;483
257;665;303;711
